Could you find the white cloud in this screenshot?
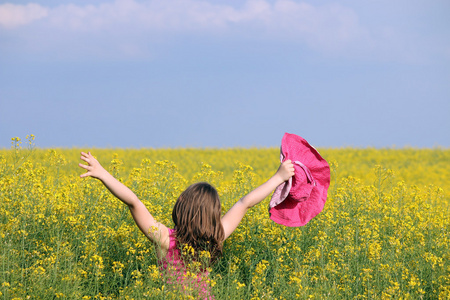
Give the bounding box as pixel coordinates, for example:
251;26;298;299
1;0;366;37
270;1;370;50
37;0;277;33
0;0;380;59
0;3;48;28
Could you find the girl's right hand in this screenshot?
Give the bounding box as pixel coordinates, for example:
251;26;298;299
276;160;295;182
79;152;107;179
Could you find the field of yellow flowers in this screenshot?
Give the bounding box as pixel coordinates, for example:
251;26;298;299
1;136;449;299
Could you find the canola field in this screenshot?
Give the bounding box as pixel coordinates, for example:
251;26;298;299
1;136;449;299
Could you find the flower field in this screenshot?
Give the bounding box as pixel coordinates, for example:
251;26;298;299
1;136;449;299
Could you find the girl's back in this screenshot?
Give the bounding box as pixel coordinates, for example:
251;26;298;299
160;228;213;299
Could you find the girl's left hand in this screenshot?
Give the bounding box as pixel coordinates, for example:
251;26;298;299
276;160;295;182
79;152;107;179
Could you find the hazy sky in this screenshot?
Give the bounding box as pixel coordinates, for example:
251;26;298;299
1;0;449;148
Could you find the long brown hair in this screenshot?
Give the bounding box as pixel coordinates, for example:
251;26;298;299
172;182;225;264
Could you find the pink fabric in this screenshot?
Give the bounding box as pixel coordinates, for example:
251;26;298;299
269;133;330;227
160;229;214;299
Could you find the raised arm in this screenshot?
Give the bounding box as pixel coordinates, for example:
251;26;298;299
221;160;294;240
78;152;169;252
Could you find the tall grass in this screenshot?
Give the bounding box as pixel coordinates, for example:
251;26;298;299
0;138;449;299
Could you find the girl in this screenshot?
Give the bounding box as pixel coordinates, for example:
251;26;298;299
78;152;294;297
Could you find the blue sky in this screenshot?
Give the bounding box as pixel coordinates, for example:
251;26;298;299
0;0;449;148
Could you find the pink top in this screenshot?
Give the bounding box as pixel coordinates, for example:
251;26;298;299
159;228;214;299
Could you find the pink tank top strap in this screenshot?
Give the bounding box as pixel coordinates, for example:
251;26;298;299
167;228;177;249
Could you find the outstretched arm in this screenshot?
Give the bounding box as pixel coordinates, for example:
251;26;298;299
221;160;295;240
78;152;169;251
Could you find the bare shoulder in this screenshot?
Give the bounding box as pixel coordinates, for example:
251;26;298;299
149;222;171;259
